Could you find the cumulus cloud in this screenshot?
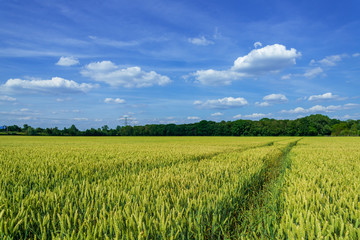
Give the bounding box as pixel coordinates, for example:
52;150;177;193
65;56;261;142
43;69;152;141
310;54;344;67
0;95;16;101
233;113;271;119
231;44;301;73
304;54;347;79
192;44;301;86
188;36;214;46
84;60;117;71
81;61;171;88
2;77;96;93
244;113;271;119
194;97;248;109
308;92;342;101
211;112;223;116
263;94;288;102
192;70;244;86
255;102;270;107
281;103;359;114
318;55;343;66
187;116;200;120
304;67;323;78
254;41;262;48
256;94;288;107
282;107;307;114
56;56;79;66
104;98;125;104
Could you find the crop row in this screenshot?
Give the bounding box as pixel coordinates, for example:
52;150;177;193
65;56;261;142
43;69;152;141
274;137;360;239
0;136;292;239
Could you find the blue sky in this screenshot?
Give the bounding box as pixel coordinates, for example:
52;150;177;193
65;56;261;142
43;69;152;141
1;0;360;129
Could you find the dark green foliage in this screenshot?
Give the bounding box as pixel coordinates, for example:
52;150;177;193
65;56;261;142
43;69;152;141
1;114;359;136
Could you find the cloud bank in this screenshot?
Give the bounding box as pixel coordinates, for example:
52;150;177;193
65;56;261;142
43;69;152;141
192;44;301;86
104;98;126;104
256;93;288;106
81;61;171;88
0;95;16;102
281;103;358;114
308;92;343;101
2;77;96;93
194;97;248;109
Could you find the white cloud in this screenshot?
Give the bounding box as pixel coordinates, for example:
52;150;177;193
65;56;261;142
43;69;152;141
2;77;96;93
188;36;214;46
56;56;79;66
341;114;352;120
84;60;117;71
255;101;270;107
308;92;341;101
254;41;262;48
231;44;301;73
192;44;301;86
263;94;288;102
297;96;308;101
256;94;288;107
353;53;360;57
281;107;307;114
104;98;126;104
187;116;200;120
211;112;223;116
194;97;248;109
343;103;360;109
243;113;271;119
233;113;271;119
81;61;171;88
310;55;344;67
0;95;16;101
73;118;88;121
318;55;343;66
193;69;244;86
281;74;292;80
304;67;323;78
281;103;359;114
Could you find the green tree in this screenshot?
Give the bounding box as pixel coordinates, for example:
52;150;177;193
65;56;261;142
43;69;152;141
27;126;36;136
69;125;79;136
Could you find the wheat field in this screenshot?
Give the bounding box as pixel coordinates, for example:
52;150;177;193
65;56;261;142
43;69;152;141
0;136;359;239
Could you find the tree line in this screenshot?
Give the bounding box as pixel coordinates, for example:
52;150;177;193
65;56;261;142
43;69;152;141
1;114;359;136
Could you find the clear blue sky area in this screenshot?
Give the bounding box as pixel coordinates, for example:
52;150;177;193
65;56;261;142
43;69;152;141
1;0;359;129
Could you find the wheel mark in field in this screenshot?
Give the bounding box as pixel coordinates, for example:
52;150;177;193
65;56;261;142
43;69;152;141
227;139;302;237
191;141;275;162
127;141;277;175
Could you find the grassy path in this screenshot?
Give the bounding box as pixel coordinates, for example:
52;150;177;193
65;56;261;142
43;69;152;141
234;139;301;239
